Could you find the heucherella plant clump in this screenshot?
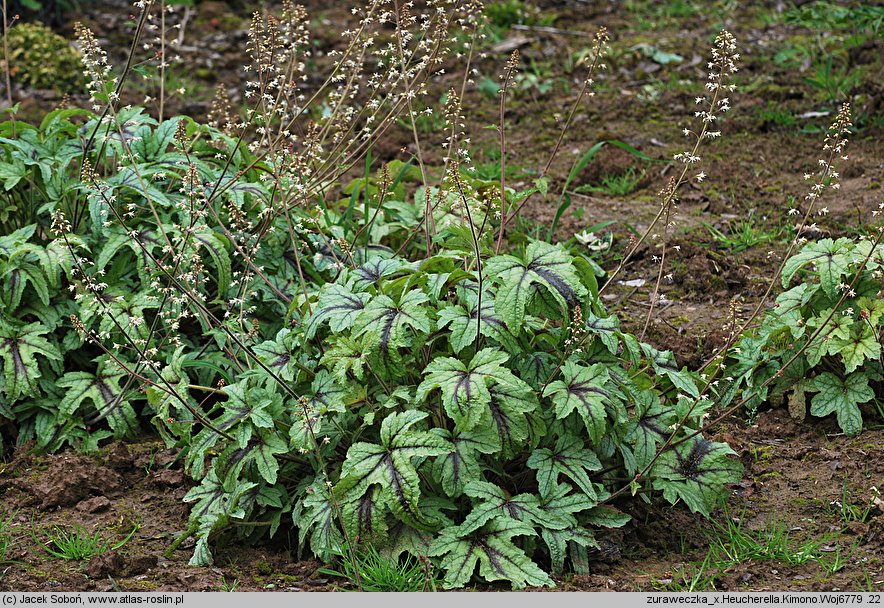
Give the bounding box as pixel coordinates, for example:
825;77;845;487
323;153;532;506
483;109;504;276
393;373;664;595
720;106;884;436
144;24;741;587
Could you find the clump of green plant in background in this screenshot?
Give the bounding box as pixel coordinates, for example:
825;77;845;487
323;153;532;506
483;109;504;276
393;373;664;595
802;55;862;107
685;103;884;438
714;107;883;434
1;22;84;92
483;0;553;32
784;2;883;36
575;167;643;197
703;212;785;253
624;0;703;32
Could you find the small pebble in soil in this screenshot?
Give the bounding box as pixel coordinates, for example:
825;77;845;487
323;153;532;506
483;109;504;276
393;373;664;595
86;552;125;579
76;495;111;513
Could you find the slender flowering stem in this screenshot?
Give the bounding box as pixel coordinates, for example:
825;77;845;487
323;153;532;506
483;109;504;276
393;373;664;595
495;49;519;255
600;30;739;295
503;26;609;228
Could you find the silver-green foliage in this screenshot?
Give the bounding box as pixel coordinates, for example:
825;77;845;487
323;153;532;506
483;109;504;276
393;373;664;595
178;233;740;588
0;108;274;454
726;237;884;435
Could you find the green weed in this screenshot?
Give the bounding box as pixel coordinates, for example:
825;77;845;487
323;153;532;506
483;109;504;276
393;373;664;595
575;167;644;197
654;552;719;592
704;516;837;567
703;213;784;253
319;545;439;592
624;0;702;30
830;477;878;527
654;511;863;591
513;58;563;97
218;576;239;592
0;511;15;563
820;539;860;575
467;147;535;181
550;139;656;240
483;0;554;33
757;103;797;129
784;2;883;34
655;507;869;591
33;522;138;561
804;56;860;106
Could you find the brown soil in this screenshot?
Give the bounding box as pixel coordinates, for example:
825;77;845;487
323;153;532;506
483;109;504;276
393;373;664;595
2;0;883;593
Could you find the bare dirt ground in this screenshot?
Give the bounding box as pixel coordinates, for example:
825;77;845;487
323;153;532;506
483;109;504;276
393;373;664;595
1;0;882;592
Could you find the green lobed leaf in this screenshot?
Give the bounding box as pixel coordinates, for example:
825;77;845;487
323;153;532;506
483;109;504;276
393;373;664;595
250;432;288;485
351;289;432;353
651;436;741;516
252;329;296;382
781;238;851;299
437;289;517;354
484;241;587;332
57;358;139;438
625;399;677;471
335;411;451;529
456;480;547;535
431;426;499;497
351;257;408;290
540;526;599;576
341;485;389;547
0;321;62;401
305;284;371;339
416;348;532;432
298;480;344;562
837;325;880;374
584;311;621;354
527;436;602;500
807;371;873;436
290;371;351;450
543;361;614;446
192;228;232;297
487;381;539;456
184;470;257;566
641;343;700;398
428;518;553;589
536;482;596;530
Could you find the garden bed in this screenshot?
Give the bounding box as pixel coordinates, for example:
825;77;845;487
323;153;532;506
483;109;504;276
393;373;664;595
1;0;882;592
